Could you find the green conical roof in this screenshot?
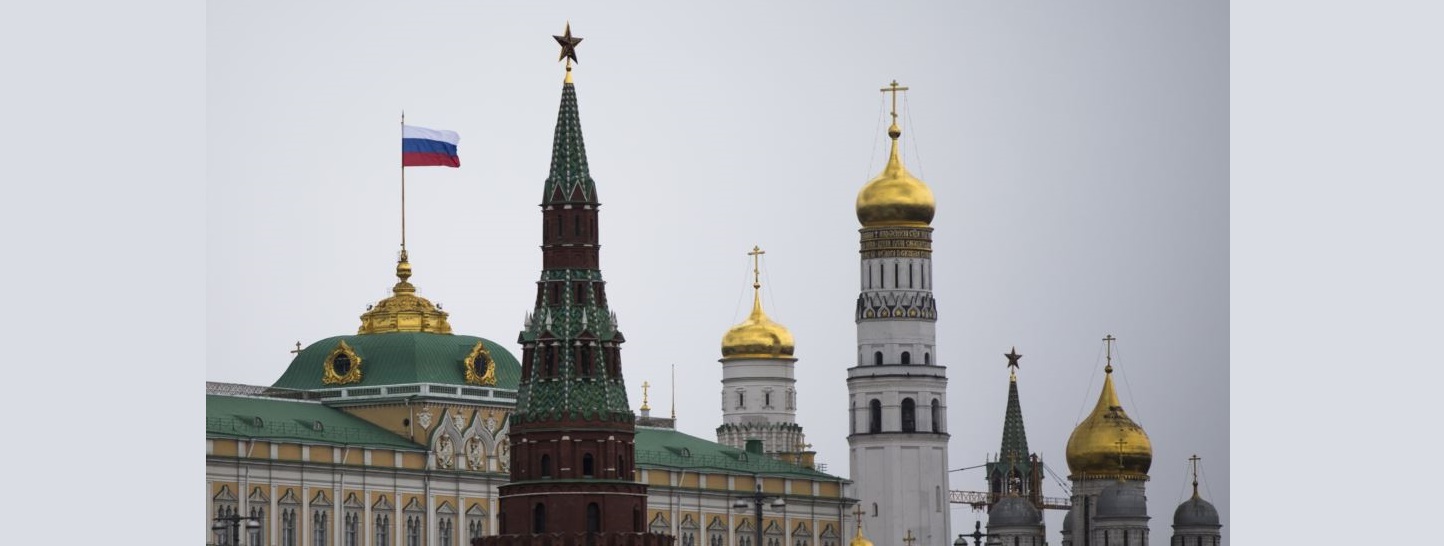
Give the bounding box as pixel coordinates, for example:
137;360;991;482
999;373;1030;462
542;81;596;205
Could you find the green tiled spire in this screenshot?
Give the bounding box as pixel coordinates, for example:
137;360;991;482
512;78;631;425
542;81;597;205
999;372;1030;464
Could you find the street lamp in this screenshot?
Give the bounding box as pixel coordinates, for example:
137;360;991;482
212;514;262;546
733;483;785;546
952;521;989;546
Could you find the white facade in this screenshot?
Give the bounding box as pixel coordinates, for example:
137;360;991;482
717;356;805;454
1064;478;1151;546
848;228;951;546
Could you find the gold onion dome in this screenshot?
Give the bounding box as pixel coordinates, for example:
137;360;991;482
855;121;936;228
1065;364;1152;478
357;251;453;335
720;285;795;360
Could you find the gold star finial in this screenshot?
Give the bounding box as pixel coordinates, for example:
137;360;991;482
1004;346;1022;371
554;22;583;76
879;80;909;139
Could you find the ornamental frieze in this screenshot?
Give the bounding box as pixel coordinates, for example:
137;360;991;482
860;249;933;259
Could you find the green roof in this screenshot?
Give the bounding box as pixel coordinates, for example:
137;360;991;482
634;427;844;481
206;394;422;450
271;332;520;391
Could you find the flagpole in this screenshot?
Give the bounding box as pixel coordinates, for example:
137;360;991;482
400;110;407;256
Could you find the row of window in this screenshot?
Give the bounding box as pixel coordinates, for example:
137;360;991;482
728;388;797;410
533;451;630;479
864;260;930;290
540;280;607;307
868;350;931;366
521;343;621;380
855;398;944;433
215;505;482;546
544;209;598;243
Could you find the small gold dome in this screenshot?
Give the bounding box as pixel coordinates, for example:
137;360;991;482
1065;365;1152;478
358;252;453;335
720;290;794;360
849;531;874;546
856;125;936;228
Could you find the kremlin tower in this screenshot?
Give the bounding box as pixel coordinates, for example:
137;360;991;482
716;247;814;467
846;81;951;546
480;25;671;546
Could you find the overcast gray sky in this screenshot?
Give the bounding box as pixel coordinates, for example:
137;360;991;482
208;2;1227;543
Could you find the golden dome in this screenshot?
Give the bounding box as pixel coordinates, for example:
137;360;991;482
1065;364;1152;478
856;122;936;228
720;289;795;360
358;251;453;335
848;516;873;546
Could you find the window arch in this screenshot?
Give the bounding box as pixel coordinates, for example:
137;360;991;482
931;399;942;433
873;351;883;366
901;351;911;365
533;503;547;533
868;399;882;433
587;503;601;534
540;454;552;478
375;514;390;546
582;453;595;477
901;398;917;432
924;352;931;365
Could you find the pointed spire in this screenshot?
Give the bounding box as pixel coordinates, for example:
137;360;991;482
542;50;596;206
998;348;1030;479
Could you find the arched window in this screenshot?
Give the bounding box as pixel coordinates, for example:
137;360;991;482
893;263;899;288
540;454;552;478
633;506;643;532
574;213;582;236
586;503;601;534
873;351;883;366
931;399;942;433
765;391;772;407
375;514;390;546
618;455;626;478
582;453;595;477
737;391;745;408
871;503;878;516
868;400;882;433
313;511;328;546
850;401;857;433
544;346;555;377
580;345;593;376
901;351;911;365
924;352;931;365
405;516;421;546
533;503;547;533
901;398;916;432
282;509;297;546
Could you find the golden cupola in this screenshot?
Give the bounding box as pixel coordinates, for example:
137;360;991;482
856;81;936;228
357;250;453;335
720;246;795;360
1065;353;1152;479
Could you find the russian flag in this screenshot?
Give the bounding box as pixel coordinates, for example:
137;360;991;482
402;125;461;167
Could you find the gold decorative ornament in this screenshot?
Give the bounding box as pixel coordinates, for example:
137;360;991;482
1065;335;1152;478
322;340;363;385
856;80;936;228
358;250;454;335
462;341;497;386
720;246;796;360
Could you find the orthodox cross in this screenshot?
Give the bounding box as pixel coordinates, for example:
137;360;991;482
851;504;867;534
749;245;766;290
880;80;909;128
553;22;583;69
1114;438;1128;470
1189;454;1201;496
290;341;302;354
641;381;651;411
902;530;916;546
1103;334;1116;372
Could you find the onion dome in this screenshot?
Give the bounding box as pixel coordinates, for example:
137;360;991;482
1173;494;1220;527
848;516;874;546
856;85;935;228
988;495;1041;527
720;247;795;360
358;251;453;335
1065;363;1152;478
1095;482;1148;518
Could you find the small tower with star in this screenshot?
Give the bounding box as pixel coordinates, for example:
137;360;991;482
985;347;1047;511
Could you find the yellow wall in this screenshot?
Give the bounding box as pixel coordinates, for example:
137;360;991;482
371;449;396;467
278;444;302;461
761;477;784;495
733;476;755;492
311;446;334;464
818;481;839;497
